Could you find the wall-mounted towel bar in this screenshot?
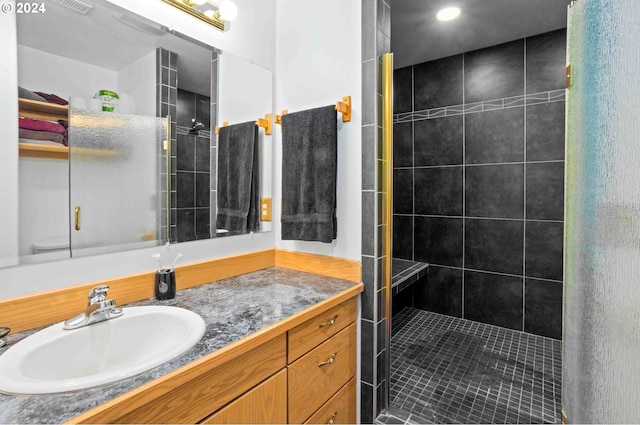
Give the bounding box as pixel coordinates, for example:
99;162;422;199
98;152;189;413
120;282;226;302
215;114;273;135
275;95;351;125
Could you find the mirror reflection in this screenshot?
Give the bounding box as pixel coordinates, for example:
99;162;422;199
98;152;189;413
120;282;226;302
10;0;272;268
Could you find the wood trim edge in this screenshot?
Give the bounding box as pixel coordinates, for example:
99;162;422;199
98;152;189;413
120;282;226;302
275;249;361;282
1;248;362;333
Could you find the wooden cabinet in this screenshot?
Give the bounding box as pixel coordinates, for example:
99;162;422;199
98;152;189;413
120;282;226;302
201;370;287;424
69;294;359;425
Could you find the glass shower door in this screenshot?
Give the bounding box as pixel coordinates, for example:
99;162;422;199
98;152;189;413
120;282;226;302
563;0;640;422
68;109;168;257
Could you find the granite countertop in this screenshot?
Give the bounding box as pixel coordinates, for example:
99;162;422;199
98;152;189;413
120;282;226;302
0;267;360;424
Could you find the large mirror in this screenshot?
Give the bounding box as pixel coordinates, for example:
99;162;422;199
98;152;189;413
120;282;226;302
10;0;272;268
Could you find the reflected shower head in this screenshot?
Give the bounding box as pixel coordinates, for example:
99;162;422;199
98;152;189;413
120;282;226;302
190;118;205;133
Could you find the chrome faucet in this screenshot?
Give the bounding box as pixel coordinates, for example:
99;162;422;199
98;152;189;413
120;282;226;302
63;285;123;330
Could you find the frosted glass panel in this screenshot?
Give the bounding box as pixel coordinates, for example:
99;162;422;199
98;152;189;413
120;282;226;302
563;1;640;423
69;109;167;256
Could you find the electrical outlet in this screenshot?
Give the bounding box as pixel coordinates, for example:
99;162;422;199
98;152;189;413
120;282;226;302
260;198;272;221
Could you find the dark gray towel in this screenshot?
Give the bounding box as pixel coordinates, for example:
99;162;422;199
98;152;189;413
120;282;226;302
281;105;337;243
216;121;260;233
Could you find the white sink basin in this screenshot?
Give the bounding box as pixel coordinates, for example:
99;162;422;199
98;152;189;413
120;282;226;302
0;306;206;395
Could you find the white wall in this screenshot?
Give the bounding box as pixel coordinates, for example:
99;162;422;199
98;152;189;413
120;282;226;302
104;0;276;71
0;0;277;298
0;3;19;268
17;45;117;100
117;51;156;116
274;0;362;261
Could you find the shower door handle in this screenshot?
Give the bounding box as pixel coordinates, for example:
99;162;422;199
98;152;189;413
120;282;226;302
74;206;81;231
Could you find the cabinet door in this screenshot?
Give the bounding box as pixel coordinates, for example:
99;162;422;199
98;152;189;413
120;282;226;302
201;370;287;424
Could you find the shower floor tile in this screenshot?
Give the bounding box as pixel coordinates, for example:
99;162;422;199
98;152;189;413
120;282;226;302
381;308;562;424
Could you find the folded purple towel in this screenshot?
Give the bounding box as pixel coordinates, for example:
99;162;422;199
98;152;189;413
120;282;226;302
34;92;69;105
19;117;66;134
19;128;65;145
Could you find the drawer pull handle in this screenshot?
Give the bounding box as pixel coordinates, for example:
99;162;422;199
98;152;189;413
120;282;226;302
327;411;338;425
319;315;338;328
318;352;337;367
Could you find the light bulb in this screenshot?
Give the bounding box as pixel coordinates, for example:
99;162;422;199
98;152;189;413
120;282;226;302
436;7;461;21
217;0;238;21
204;9;215;18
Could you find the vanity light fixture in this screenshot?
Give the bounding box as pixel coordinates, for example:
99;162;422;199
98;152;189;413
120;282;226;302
161;0;238;32
436;6;461;21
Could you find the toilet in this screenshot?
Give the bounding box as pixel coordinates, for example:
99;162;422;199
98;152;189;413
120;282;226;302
32;237;70;254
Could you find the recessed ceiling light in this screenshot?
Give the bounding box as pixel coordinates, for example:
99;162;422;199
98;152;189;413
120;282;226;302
436;6;461;21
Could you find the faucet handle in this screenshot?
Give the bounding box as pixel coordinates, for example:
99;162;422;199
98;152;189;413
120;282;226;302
88;285;109;304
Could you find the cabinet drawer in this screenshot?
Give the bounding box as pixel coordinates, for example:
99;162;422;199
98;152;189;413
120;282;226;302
304;378;356;425
201;369;287;424
288;323;356;424
288;298;357;363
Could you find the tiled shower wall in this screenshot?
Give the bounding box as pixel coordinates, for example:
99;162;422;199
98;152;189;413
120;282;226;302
157;49;218;243
392;30;566;340
361;0;391;422
175;88;211;242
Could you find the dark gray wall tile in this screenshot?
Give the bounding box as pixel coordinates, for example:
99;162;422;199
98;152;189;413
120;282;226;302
414;54;463;110
526;29;567;93
195;173;210;208
526;162;565;220
414;116;463;166
465;219;524;275
360;320;375;385
177;89;195;127
464;271;523;331
526;101;565;161
394;169;414;215
414;267;462;317
525;221;564;281
465;164;524;219
465;107;524;164
176;208;195;242
176;134;195;171
414;217;463;267
464;40;525;103
393;122;413;167
195;94;211;130
414;167;463;216
362;191;375;257
393;215;413;260
361;255;375;321
361;382;374;424
393;66;413;113
525;279;563;339
195;136;210;172
176;172;195;208
362;126;376;191
195;208;210;239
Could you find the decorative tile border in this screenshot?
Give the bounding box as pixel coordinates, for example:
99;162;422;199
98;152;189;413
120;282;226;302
394;89;566;123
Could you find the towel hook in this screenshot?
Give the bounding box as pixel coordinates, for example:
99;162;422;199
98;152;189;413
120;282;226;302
256;114;273;135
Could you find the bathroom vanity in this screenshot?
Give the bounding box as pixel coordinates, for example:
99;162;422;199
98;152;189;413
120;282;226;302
0;267;362;424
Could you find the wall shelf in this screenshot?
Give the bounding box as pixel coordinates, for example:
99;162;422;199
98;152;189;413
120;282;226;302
19;142;68;160
18;98;69;121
